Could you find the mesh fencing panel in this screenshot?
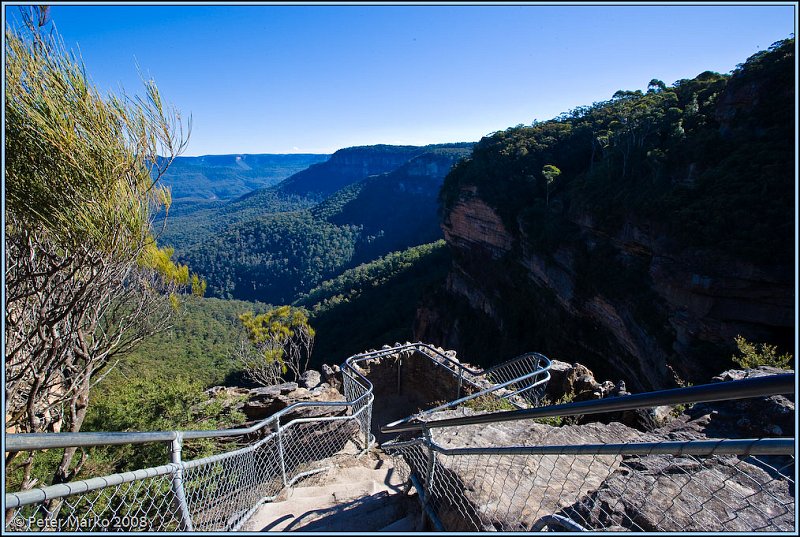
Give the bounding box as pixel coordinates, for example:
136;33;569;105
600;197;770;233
5;472;181;532
484;353;549;407
385;440;795;532
5;369;374;532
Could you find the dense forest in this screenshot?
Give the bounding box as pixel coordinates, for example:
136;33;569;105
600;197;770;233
73;144;471;461
441;39;794;265
170;145;471;303
298;240;450;365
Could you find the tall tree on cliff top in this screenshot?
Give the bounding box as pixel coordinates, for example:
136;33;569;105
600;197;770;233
4;7;202;489
542;164;561;206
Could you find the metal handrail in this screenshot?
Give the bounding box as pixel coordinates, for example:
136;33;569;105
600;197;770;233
5;392;371;452
382;354;551;431
4;341;545;453
5;401;375;510
381;373;795;434
346;341;484;376
378;435;795;457
426;437;795;457
4;342;548;532
381;372;796;533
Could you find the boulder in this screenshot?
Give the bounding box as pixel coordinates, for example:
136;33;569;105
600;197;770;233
249;382;298;399
712;365;791;383
680;367;795;439
299;370;322;389
322;363;343;391
240;382;345;423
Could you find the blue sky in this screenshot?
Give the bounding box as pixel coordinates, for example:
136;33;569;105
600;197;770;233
5;3;796;156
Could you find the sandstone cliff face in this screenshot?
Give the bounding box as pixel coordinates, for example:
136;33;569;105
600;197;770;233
416;191;793;391
442;194;515;258
415;43;794;390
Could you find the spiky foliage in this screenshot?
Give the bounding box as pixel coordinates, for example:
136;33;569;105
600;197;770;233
731;336;793;370
4;10;199;491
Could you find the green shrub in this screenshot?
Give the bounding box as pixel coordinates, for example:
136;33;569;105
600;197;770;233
534;392;576;427
731;335;793;370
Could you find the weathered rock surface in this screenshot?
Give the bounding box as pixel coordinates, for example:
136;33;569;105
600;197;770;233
299;369;322;390
679;366;795;439
560;453;794;531
321;364;343;391
417;408;647;531
205;381;346;425
414;405;794;532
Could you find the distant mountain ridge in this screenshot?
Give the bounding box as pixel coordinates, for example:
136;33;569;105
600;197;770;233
167;142;474;303
275;143;474;198
158;153;330;202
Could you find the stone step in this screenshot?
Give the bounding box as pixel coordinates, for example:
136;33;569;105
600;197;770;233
243;485;415;532
291;491;413;532
287;479;377;501
239;449;412;532
378;512;420;532
314;466;404;490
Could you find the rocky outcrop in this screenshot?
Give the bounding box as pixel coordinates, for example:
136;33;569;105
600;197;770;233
543;360;673;431
204;373;346;426
415;44;793;392
299;370;322;390
416;396;793;532
677;366;795;439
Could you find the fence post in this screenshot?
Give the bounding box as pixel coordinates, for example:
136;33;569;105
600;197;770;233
397;356;402;395
419;428;437;530
363;401;372;452
277;417;288;487
457;368;463;400
169;432;194;531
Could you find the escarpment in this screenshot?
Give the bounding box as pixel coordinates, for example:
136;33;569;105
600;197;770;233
415;39;794;391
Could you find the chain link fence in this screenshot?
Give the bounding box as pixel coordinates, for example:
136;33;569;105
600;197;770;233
482;352;550;407
4;363;373;532
385;437;794;531
382;373;796;532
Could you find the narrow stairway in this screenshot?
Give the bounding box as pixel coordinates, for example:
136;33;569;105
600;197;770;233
240;449;421;532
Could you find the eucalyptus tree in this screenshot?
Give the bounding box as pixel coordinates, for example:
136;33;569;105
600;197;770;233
5;9;199;488
542;164;561;206
236;306;315;386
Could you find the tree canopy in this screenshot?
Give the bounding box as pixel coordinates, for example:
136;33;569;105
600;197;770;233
4;8;199;489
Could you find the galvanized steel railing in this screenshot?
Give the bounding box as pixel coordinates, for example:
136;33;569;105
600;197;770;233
381;373;796;532
3;342;551;532
4;360;373;532
358;343;551;433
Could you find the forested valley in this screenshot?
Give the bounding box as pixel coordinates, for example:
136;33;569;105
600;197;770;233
98;36;795;429
6;8;793;491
